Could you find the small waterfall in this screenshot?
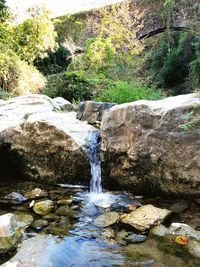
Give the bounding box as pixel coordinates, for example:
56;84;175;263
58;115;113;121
87;132;102;194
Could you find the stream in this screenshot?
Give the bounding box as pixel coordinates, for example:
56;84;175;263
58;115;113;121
0;132;200;266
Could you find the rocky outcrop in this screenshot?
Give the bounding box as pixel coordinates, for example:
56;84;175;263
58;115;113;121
52;97;73;111
101;93;200;196
0;94;97;184
77;101;115;124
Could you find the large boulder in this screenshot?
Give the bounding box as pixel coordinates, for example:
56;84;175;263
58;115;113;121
0;94;97;184
77;101;115;124
101;93;200;196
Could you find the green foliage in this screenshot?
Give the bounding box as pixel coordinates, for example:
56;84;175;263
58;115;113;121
0;88;11;100
42;71;110;102
94;81;163;104
146;31;198;94
0;48;46;95
13;6;57;63
34;45;71;75
54;12;88;44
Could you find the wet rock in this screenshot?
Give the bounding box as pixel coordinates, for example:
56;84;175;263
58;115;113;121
52;97;73;111
94;212;120;227
1;235;62;266
77;101;115;124
0;213;17;237
42;213;60;221
55;206;77;218
187;241;200;259
150;224;169;237
168;223;200;241
169;200;189;213
4;192;26;204
102;228;116;239
151;222;200;241
31;219;48;230
0;213;21;253
25;188;47;199
121;204;171;231
101;93;200;196
33;200;54;215
0;95;97;185
115;230;129;245
125;234;147;243
13;212;34;228
57;197;73;206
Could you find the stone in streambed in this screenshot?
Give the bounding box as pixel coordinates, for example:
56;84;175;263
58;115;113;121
13;212;34;228
57;197;73;206
25;188;47;199
31;219;48;230
4;192;26;204
169;200;189;213
125;234;147;243
150;224;169;237
42;213;60;221
55;206;78;218
187;241;200;259
102;228;116;239
94;212;120;227
168;223;200;241
0;213;22;253
121;205;171;231
33;200;54;215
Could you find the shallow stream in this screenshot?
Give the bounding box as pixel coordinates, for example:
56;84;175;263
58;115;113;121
0;181;200;266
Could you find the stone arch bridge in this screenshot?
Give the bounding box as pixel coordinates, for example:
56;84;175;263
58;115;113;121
131;0;199;40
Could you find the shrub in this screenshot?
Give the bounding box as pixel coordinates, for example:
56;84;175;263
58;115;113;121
0;88;11;100
0;49;46;96
42;71;112;102
94;81;163;104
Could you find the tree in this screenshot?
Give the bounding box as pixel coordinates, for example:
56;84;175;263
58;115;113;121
13;6;57;63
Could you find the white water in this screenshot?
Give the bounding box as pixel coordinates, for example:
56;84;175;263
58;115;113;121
87;132;102;194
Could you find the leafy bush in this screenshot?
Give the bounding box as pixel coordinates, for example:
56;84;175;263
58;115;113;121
42;71;111;102
0;49;46;96
94;81;163;104
0;88;11;100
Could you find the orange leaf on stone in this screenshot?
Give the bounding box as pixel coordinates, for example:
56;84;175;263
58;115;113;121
174;236;189;245
128;204;137;212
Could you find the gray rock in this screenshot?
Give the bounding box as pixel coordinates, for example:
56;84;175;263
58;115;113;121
151;222;200;241
168;223;200;241
1;235;60;266
25;188;47;199
4;192;26;203
55;206;77;218
125;234;147;243
187;240;200;259
169;200;189;213
52;97;73;111
77;101;115;124
0;213;17;237
150;224;169;237
0;213;22;253
13;212;34;228
102;228;116;239
33;200;54;215
31;219;48;229
101;93;200;196
121;205;171;231
0;95;97;184
94;212;120;227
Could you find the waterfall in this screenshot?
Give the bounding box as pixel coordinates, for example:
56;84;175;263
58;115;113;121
87;132;102;194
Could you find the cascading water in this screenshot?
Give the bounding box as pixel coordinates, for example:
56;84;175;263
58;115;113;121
87;131;102;194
